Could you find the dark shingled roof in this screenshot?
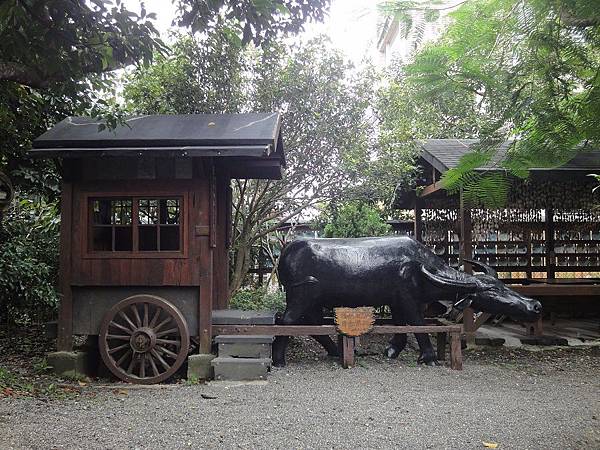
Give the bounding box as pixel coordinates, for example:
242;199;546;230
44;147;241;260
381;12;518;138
30;113;284;163
420;139;600;174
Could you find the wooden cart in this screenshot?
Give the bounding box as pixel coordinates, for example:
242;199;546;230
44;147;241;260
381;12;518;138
31;113;285;384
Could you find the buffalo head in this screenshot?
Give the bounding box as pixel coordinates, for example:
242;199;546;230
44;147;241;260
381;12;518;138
421;260;542;322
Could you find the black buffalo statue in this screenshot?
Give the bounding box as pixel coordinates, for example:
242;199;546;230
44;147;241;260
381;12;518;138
272;236;542;366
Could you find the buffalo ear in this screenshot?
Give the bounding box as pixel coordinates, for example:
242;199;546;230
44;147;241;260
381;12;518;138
463;259;498;279
420;265;482;294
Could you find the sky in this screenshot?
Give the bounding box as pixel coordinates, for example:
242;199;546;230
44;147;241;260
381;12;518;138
122;0;381;65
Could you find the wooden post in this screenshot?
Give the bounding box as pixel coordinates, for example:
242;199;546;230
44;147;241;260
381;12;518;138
528;317;543;336
545;207;556;279
459;189;475;344
450;330;463;370
414;199;423;242
198;160;215;354
338;335;355;368
436;332;447;361
57;182;73;351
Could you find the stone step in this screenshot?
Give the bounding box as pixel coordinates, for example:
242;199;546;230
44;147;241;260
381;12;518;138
215;335;273;359
212;309;276;325
211;357;271;381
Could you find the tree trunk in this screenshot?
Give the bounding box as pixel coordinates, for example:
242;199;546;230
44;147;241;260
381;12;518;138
229;239;253;297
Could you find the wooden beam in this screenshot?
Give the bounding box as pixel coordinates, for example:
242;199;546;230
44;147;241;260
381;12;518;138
545;208;556;279
414;200;423;242
57;182;73;351
212;324;462;336
459;188;475;344
418;180;444;198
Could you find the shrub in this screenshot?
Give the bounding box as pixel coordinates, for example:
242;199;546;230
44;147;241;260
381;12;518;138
321;202;391;238
229;287;286;312
0;195;60;324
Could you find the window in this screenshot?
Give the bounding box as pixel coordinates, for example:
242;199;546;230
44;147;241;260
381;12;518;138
90;197;182;253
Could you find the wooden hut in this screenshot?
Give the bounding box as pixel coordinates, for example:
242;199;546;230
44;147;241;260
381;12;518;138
395;139;600;338
31;113;284;383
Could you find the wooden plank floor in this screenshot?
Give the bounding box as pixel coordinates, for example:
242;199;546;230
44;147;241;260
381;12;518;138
477;318;600;347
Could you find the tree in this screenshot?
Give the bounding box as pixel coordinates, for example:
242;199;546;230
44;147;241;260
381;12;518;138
320;202;391;238
123;34;376;294
0;0;330;194
381;0;600;206
366;58;485;209
0;0;330;89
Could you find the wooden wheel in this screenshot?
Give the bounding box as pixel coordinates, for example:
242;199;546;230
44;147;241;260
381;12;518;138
99;294;190;384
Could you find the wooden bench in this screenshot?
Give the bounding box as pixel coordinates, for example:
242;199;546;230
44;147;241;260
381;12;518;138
212;324;463;370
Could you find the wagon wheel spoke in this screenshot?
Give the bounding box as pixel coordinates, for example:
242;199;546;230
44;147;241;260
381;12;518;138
149;307;162;328
127;354;137;374
107;334;131;341
148;353;160;376
139;353;146;378
156;328;178;337
116;350;132;367
130;305;142;327
156;339;180;346
154;316;172;332
108;343;130;354
156;345;178;359
151;349;171;371
116;312;136;332
143;303;149;327
110;320;133;335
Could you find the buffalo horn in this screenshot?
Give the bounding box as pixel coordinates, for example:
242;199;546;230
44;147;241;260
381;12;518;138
420;265;481;293
463;259;498;279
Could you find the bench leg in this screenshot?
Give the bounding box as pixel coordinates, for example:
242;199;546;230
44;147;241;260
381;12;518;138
338;335;355;368
436;332;447;361
528;317;543;336
450;331;463;370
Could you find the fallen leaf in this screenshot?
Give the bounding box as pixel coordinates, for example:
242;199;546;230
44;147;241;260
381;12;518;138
483;442;498;448
117;389;128;395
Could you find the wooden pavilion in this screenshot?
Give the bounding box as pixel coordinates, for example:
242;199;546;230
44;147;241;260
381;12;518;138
395;139;600;338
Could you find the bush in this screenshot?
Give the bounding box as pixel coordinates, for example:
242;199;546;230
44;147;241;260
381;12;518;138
229;287;286;312
0;196;60;324
321;201;391;238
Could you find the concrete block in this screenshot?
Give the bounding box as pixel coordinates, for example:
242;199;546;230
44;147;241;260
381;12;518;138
215;335;273;359
188;354;216;380
47;351;92;378
212;357;271;381
212;310;276;325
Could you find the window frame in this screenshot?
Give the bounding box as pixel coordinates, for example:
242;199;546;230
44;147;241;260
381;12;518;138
83;192;188;259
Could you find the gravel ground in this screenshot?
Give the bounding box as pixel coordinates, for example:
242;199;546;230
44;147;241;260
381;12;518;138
1;337;599;450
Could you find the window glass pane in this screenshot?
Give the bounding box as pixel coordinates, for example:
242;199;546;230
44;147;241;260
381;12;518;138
160;226;180;251
138;199;158;225
160;199;180;224
114;226;133;251
112;200;132;225
92;199;112;225
92;227;112;251
139;226;158;251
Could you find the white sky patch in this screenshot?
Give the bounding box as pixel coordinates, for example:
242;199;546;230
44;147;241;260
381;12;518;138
122;0;381;66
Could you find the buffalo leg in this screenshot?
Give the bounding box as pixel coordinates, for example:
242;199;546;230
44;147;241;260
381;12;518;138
386;307;407;359
399;297;437;366
306;312;338;357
